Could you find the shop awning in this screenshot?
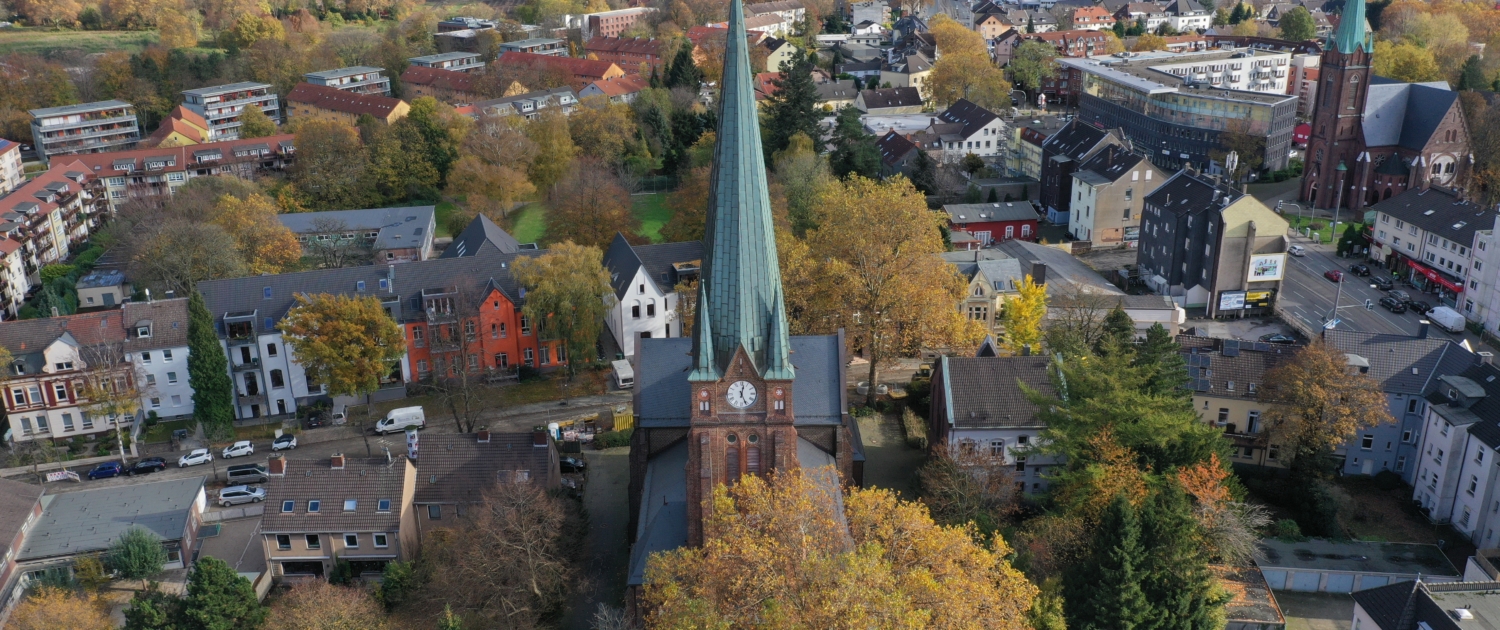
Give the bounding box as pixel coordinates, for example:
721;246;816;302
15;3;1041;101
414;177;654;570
1406;259;1464;293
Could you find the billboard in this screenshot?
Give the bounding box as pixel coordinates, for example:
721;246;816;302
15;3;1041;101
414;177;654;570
1246;290;1274;308
1219;291;1247;310
1248;254;1286;282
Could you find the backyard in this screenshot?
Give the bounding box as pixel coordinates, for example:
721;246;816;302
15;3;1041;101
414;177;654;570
504;193;674;245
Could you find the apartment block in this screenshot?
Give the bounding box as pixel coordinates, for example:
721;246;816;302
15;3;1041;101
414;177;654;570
28;101;140;163
1178;335;1296;469
261;454;417;580
0;140;22;196
412;430;560;539
70;134;297;212
579;7;656;39
303;66;392;96
286;84;409;125
498;38;567;57
277;206;437;264
0;161;107;311
180;82;281;142
1368;187;1494;317
1068;144;1169;246
407;52;484;73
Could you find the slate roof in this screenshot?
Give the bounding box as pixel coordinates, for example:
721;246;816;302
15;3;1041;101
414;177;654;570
1350;580;1419;630
1177;335;1299;399
876;130;920;168
442;213;524;258
944;202;1039;225
1042;119;1112;161
287;83;405;118
412;432;555;504
602;232;703;299
277;206;434;252
859;87;924;110
835;59;882;74
937;356;1056;429
1076;144;1147;183
934;99;998;140
0;299;185;373
635;335;845;427
0;477;42;561
1323;329;1476;394
122;298;191;353
815;79;859;103
1433;363;1500;449
1363;80;1458;151
18;476;203;561
261;457;411;534
1351;579;1500;630
1368;187;1494;248
1144;169;1245;215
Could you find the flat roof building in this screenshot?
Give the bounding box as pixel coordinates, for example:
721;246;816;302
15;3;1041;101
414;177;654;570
499;38;567;57
15;477;206;578
408;52;484;73
303;66;392;96
181;81;281;142
28;100;140;163
1254;539;1461;593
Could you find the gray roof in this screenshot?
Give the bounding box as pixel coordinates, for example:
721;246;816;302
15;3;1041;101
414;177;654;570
18;476;204;561
1363;78;1457;150
409;52;481;64
601;233;703;299
635;335;846;427
304;66;386;80
1254;539;1459;576
1323;330;1475;394
0;478;42;561
1349;580;1500;630
628;440;687;585
442;213;523;258
0;298;189;375
815;80;859;102
994;239;1126;296
1432;363;1500;449
1368;187;1494;248
944;202;1038;225
262;457;409;534
76;268;126;289
1144;169;1245;216
1178;335;1299;398
934;99;998;139
937;356;1056;429
860;87;924;109
1043;119;1113;161
29;100;134;118
412;433;555;504
1076;145;1147;184
181;82;272;97
1351;580;1421;630
276;206;434;252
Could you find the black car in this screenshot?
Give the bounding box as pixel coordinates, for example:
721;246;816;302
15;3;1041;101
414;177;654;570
304;414;325;429
1379;296;1407;313
126;457;167;476
1408;300;1434;315
1370;276;1394;290
1350;264;1371;276
560;456;587;473
1259;333;1297;344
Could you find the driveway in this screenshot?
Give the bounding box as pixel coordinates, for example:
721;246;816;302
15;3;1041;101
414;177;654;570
562;447;631;629
1275;590;1354;630
856;411;925;500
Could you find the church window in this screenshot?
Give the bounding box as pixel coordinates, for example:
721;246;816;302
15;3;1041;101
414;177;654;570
747;445;761;473
726;445;740;483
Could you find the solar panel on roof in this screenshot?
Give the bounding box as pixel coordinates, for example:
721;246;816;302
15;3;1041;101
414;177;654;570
1223;340;1240;357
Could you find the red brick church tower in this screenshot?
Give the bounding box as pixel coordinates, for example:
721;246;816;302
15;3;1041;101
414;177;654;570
1301;0;1373;210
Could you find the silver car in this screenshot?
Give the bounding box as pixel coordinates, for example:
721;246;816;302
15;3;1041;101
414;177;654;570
218;485;265;507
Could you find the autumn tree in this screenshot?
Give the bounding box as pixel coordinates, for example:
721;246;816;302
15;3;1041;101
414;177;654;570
512;242;612;377
119;209;246;294
918;443;1021;536
8;587;112;630
569;95;641;165
210;193;302;274
1210;119;1265;186
1258;340;1394;465
1002;275;1047;355
660;166;709;242
644;468;1038;628
785;176;984;406
449;113;538;221
927;15;1011;109
237;106;277;138
1132;33;1169;51
270;581;390;629
281;294;407;454
524;108;577;192
77;342;144;463
1373;39;1442;82
772;132;832;236
292;118;372;210
544;159;640;249
1008;40;1058;94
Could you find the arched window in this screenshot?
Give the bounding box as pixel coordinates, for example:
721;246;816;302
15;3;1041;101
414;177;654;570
1384;188;1393;200
747;434;760;474
726;433;740;484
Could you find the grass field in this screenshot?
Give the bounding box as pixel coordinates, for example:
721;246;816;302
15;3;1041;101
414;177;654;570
0;28;160;56
509;203;547;244
1286;214;1352;245
504;194;675;245
434;201;458;237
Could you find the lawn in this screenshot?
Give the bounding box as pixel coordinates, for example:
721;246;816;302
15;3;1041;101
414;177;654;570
141;418;193;444
509;203;547;244
0;28;160;55
633;193;672;243
1286;214;1353;245
434;201;458;237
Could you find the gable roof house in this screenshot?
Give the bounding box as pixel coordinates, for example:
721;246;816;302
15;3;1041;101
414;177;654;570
601;233;702;358
466;87;578;120
0;478;44;618
71;134;297;213
855;87;924;114
141;105;212;148
286;83;410;125
878;52;933;98
1352;579;1500;630
442;214;526;259
927;99;1004;163
1067;144;1169;245
814;79;859;110
1399;359;1500;546
1178;335;1299;468
277;206;438;264
0;160;105;317
579;74;652;104
876;129;923;177
944;202;1039;245
495;53;627;91
411;430;559;539
583;36;667;72
928;355;1059;493
1039;120;1126;222
399;66;480;105
261;455;417;580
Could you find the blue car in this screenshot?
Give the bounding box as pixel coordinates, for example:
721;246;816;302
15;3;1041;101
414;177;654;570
86;462;123;480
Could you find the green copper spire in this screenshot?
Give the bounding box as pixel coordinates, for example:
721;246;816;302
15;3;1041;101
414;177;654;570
1329;0;1372;54
689;0;794;382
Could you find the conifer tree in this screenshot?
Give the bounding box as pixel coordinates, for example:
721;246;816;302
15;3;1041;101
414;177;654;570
1139;487;1229;630
664;40;703;89
1134;322;1189;396
1100;304;1135;354
187;292;235;441
1066;495;1150;630
181;557;267;630
763;47;822;162
1459;55;1487;91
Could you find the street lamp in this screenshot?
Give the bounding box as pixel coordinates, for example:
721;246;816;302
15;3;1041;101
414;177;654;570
1330;161;1349;249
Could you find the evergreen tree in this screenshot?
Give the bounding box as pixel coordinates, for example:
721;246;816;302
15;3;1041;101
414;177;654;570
1459;55;1487;91
664;40;703;89
123;583;183;630
987;187;999;202
187;292;235;442
910;149;937;194
1027;16;1036;32
1139;487;1229;630
1133;323;1189;397
1228;2;1246;23
1099;305;1135;354
180;556;266;630
1066;495;1151;630
828;105;881;179
763;47;822;162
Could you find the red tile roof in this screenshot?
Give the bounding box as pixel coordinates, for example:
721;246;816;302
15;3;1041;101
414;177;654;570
400;65;478;93
583;36;664;57
495;52;623;81
286;82;406;118
0;159;94;253
584;73;650;97
67;134;295;177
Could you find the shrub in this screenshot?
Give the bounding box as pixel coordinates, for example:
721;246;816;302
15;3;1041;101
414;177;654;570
73;556;110;591
595;428;633;449
39;264;74;284
1373;469;1403;491
517;365;541;382
1273;519;1303;540
376;560;419;611
1310;221;1326;231
901;408;928;450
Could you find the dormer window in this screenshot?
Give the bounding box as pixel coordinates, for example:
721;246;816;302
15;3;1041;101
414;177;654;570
137;326;150;338
1449;388;1459;400
54;362;73;371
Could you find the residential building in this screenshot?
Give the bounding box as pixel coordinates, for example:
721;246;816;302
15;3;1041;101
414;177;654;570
974;13;1013;39
0;160;106;290
573;7;656;39
746;0;804;26
437;16;496;32
1007;115;1067;182
850;20;890;46
834;59;882;82
1039;120;1125;222
1135;170;1290;315
412;430;560;539
1165;0;1213;31
944;203;1038;245
579;74;651;104
878;52;933;97
180;82;281;142
731;13;794;38
926;99;1005;163
1201;36;1323;115
855;87;924;114
71;134;296;212
1160;33;1211;52
1324;327;1477;483
0;478;43;619
465;87;578;120
499;38;567;57
876;129;922;177
75;268;129;310
1114;2;1170;30
1367;187;1494;313
761;37;797;72
1021;29;1113;59
1471;216;1500;335
0;140;24;196
1301;0;1470;213
950;254;1024;329
1006;9;1058;32
13;477;205;587
1069;5;1115;29
1352;580;1500;630
399;66;479;104
814;80;859;110
1068;144;1169;245
584;37;666;72
440;214;526;259
928;355;1059;493
261;454;417;580
277;206;438;264
1132;48;1295;94
495;53;625;90
1178;335;1297;468
141;105;212;148
1059;49;1300;171
28;101;140;163
303;66;392;96
1408;362;1500;542
601;233;702;358
286;83;410;125
407;52;484;73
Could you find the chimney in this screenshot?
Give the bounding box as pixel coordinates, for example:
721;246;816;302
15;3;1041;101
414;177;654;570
477;427;491;443
532;425;549;448
145;288;152;303
330;453;345;470
1030;262;1047;286
1419;320;1430;339
1481;352;1495;366
268;455;286;476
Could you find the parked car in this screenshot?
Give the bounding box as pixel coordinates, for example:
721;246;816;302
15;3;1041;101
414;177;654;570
1379;296;1407;313
1371;276;1394;290
87;462;123;480
1389;289;1412;303
178;448;212;468
1324;270;1345;282
126;457;167;476
222;440;254;459
1288;245;1306;257
304;414;325;429
1407;300;1434;315
1259;333;1297;344
271;434;297;451
225;463;268;485
1350;264;1371;276
217;485;265;507
375;407;425;435
560;456;587;473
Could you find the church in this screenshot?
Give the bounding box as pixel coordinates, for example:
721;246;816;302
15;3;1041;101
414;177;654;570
1300;0;1471;213
623;0;865;598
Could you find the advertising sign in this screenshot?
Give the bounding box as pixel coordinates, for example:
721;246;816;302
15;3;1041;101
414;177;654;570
1248;254;1286;282
1219;291;1247;310
1246;290;1274;308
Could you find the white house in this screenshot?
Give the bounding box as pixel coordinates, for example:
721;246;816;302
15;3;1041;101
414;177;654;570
927;354;1060;494
925;98;1006;163
1411;363;1500;547
601;233;702;359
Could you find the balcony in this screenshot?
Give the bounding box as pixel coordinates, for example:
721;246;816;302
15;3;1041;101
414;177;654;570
232;358;261;371
236;391;267;405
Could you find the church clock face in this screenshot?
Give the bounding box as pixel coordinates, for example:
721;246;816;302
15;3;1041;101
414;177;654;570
726;381;757;409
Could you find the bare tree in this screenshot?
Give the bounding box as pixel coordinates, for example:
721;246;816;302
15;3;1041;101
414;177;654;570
303;218;369;269
918;443;1022;533
77;342;151;465
424;280;504;434
1041;287;1114;357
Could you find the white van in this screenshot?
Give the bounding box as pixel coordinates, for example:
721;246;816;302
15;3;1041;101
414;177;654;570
612;360;634;389
375;406;425;434
1426;306;1467;334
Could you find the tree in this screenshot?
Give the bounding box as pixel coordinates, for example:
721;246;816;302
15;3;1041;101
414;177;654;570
568;95;641;166
292;118;371;210
544;158;640;248
108;526;168;581
375;561;417;611
1008;40;1059;94
77;342;144;464
1133;322;1188;396
763;47;822;161
125;221;246;295
828;105;881;180
1002;275;1047;355
8;587;112;630
644;468;1037;628
910;149;938;196
918;443;1020;535
1101;31;1126;55
237;105;277;138
124;582;183;630
270;581;390;629
74;556;111;591
446;156;535;224
525;108;577;192
512;242;612;377
1373;39;1442;83
181;556;268;630
1209;119;1265;187
394;96;470;185
661;166;710;242
1138;486;1231;629
663;38;704;89
438;605;465;630
773;133;833;236
1258;341;1394;465
1277;6;1316;41
188;292;235;441
929;50;1012;110
1100;304;1135;352
281;294;406;456
1065;495;1150;630
1459;55;1488;91
929;14;990;57
1132;33;1168;51
210;193;302;275
786;176;985;406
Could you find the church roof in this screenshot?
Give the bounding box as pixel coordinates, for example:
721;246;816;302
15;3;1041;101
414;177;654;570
1328;0;1371;53
1362;78;1457;151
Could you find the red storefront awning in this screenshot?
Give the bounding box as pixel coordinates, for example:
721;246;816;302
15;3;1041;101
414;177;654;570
1406;259;1464;293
